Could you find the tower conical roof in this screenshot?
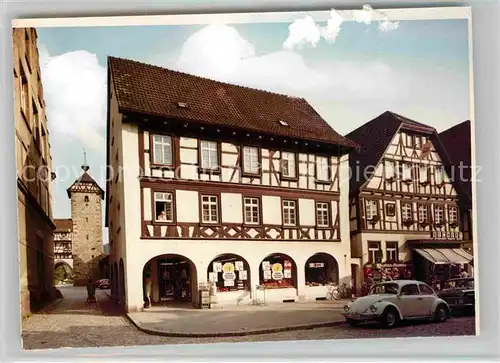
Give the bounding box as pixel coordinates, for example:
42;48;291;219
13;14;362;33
66;170;104;199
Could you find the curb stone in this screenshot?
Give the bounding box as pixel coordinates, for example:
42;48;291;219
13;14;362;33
126;313;345;338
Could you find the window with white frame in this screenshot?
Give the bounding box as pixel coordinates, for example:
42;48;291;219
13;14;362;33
152;135;173;166
316;156;330;181
386;242;398;262
243;146;260;174
418;205;428;223
434;205;444;224
200;140;219;170
435;166;444;184
402;163;412;180
244;197;260;224
368;241;381;263
281;152;296;178
402;203;413;221
366;200;378;220
154;192;174;222
201;195;219;223
449;206;458;224
283;200;297;226
316;202;330;227
385;160;396;179
419;165;429;183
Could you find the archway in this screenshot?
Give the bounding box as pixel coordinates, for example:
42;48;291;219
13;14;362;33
143;254;198;307
53;261;73;285
304;253;339;286
207;254;251;297
259;253;297;289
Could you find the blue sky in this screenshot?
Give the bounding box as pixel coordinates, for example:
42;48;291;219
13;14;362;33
36;16;471;244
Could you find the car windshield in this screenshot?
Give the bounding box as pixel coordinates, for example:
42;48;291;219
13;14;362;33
369;283;399;295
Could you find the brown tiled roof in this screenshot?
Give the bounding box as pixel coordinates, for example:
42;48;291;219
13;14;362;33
108;56;357;148
346;111;438;196
66;170;105;199
438;120;472;208
54;218;73;232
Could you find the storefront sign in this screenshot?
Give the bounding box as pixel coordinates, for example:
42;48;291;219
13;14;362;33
223;272;236;280
213;262;222;273
239;270;247;280
284;260;292;269
308;262;324;268
223;262;235;273
271;263;283;280
262;261;271;271
431;231;463;240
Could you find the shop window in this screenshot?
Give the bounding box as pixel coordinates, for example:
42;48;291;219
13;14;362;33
243;197;260;225
282;200;297;226
315;156;330;182
259;254;297;289
242;146;260;175
152;134;173;166
200;140;219;171
305;253;338;286
316;202;330;227
385;242;398;262
154;192;174;222
201;194;219;223
365;200;378;220
155;255;194;302
207;254;250;293
418;205;428;223
368;241;381;264
281;152;296;179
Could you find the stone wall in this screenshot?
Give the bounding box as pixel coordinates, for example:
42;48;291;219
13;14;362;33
71;191;103;286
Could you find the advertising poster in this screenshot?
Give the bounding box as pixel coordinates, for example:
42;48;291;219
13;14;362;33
263;270;271;280
213;261;222;273
224;279;235;287
262;261;271;271
284;269;292;279
271;263;283;280
239;270;247;280
235;261;244;271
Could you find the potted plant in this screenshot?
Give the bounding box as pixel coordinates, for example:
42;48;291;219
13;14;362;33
386;176;395;183
403;218;414;227
368;215;380;224
449;221;459;229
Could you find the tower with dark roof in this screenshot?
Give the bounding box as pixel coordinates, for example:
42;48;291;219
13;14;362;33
66;151;105;286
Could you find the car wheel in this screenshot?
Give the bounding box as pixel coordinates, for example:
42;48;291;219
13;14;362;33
332;290;340;300
346;319;360;327
434;304;449;322
380;307;399;329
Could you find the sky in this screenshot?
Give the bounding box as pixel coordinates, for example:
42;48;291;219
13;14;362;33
35;9;471;244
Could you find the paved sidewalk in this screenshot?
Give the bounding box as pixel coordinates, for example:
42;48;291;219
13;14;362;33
127;300;348;337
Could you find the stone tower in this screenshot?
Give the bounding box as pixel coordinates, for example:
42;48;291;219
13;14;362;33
66;153;104;286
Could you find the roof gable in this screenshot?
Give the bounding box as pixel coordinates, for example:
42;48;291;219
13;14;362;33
108;56;357;149
67;171;104;199
54;219;73;232
346;111;439;195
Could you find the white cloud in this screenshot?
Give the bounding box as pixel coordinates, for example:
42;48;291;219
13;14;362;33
320;9;344;43
379;18;400;32
283;15;322;50
39;45;107;152
351;4;374;24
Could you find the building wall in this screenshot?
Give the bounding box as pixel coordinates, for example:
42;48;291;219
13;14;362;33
70;191;104;285
13;27;55;316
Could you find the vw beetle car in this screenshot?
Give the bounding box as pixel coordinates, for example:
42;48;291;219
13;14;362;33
437;277;475;313
342;280;450;328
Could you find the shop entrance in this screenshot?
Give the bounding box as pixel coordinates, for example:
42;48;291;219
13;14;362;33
143;254;198;307
304;253;339;286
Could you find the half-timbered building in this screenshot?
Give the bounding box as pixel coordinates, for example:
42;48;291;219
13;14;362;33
105;57;358;312
346;111;473;293
53;219;73;271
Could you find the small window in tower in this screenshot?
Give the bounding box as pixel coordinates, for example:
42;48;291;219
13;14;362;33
86;234;89;240
86;217;88;222
84;195;89;203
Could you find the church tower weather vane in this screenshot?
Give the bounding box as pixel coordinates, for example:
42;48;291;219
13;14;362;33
82;148;90;172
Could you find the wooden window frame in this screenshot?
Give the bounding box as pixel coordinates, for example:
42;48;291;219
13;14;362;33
282;198;298;227
401;162;413;181
365;199;379;221
385;202;396;217
199;140;222;175
401;202;413;222
385;159;396;180
434;204;445;225
418;204;429;224
280;151;299;181
241;145;262;177
367;241;381;264
152;190;176;225
385;242;399;262
435;165;445;185
448;205;459;225
150;133;176;169
243;196;262;226
315;155;331;184
315;201;331;229
200;193;221;225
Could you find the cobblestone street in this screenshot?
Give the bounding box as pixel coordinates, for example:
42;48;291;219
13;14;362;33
22;286;476;350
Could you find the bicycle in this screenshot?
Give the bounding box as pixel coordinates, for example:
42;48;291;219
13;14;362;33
326;283;352;300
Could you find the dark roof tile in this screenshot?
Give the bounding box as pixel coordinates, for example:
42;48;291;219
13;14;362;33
54;219;73;232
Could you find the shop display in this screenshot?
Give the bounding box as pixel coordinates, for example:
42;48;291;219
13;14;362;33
209;257;250;293
213;262;222;273
239;270;247;280
224;279;235;287
262;261;271;271
235;261;244;271
260;256;296;289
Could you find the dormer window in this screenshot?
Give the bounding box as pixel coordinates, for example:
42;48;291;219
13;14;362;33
278;120;289;127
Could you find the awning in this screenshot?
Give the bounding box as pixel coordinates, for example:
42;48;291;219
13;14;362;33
414;248;473;265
